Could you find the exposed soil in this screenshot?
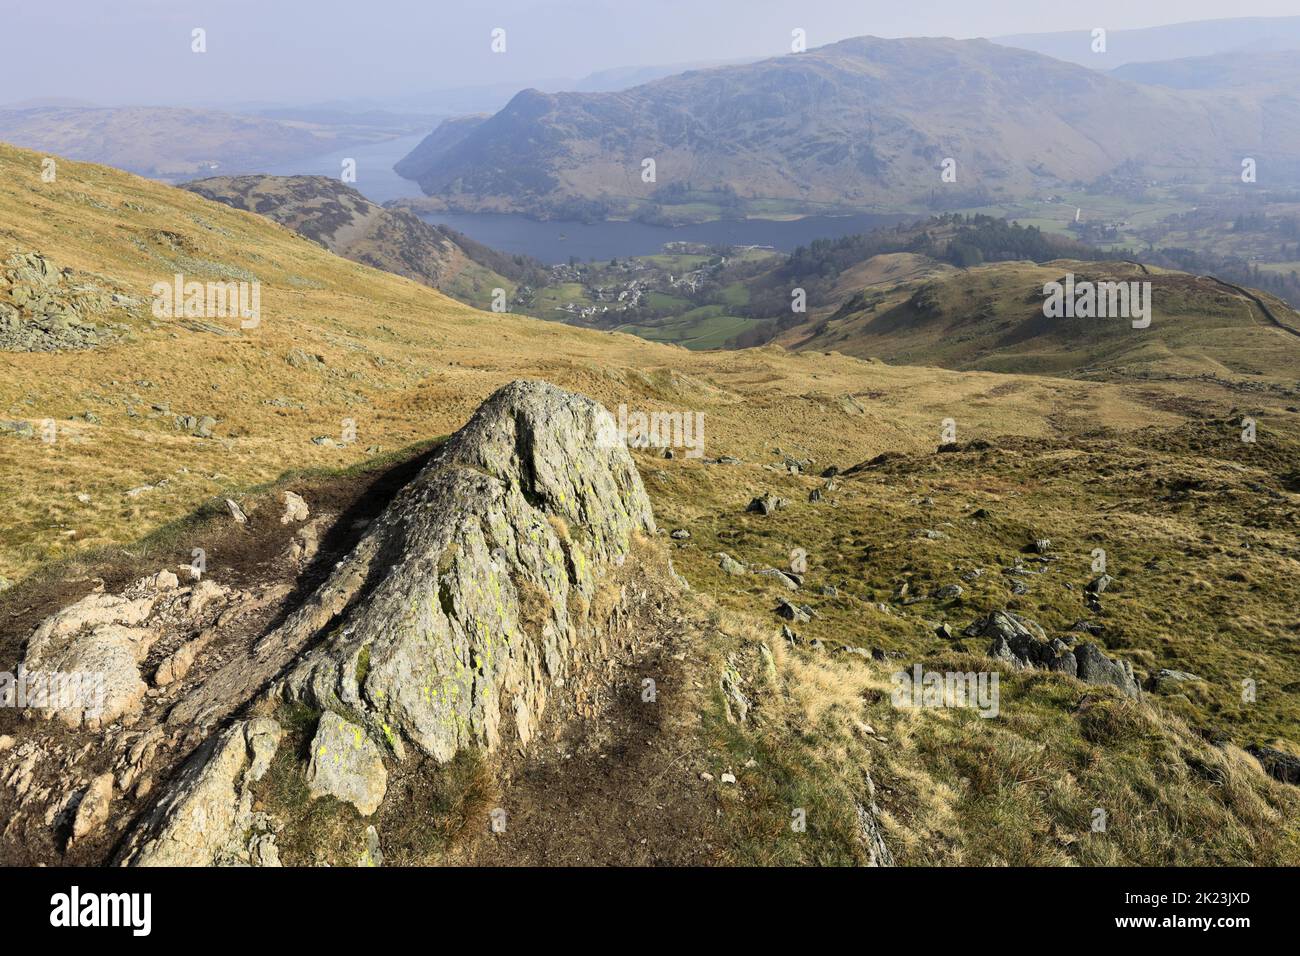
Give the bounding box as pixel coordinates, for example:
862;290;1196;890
465;606;726;866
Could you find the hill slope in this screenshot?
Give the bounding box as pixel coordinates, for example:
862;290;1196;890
395;35;1300;221
780;257;1300;382
999;15;1300;68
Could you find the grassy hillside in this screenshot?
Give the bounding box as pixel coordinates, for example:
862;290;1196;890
2;142;1297;866
780;257;1300;382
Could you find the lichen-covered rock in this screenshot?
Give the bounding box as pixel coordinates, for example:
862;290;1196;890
115;718;281;866
306;711;387;815
281;380;657;762
974;610;1139;698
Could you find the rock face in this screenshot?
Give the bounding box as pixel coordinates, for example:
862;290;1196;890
116;718;282;866
281;380;657;762
973;610;1139;698
306;712;387;816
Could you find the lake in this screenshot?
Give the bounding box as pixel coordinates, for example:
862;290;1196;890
255;132;906;262
259;132;428;205
421;210;907;264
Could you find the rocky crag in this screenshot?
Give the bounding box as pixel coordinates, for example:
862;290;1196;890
3;380;678;864
0;251;133;352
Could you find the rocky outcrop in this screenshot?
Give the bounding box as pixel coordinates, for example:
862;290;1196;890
0;251;129;352
116;718;282;866
278;380;656;762
109;380;665;863
972;610;1139;698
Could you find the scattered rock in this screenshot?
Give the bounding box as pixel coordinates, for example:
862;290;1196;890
1148;669;1204;693
224;498;248;525
757;568;800;590
717;553;746;576
746;493;786;516
1074;643;1141;698
1086;574;1113;596
775;598;811;624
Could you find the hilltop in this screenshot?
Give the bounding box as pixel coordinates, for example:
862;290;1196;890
1;143;1297;867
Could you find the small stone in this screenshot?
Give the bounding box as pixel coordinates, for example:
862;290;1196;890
1086;574;1113;595
699;771;714;782
670;528;689;540
359;825;384;867
720;772;737;785
224;498;248;524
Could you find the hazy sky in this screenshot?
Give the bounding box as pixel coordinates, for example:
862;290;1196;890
4;0;1300;106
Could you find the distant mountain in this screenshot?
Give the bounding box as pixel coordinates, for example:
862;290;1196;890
394;35;1300;223
182;175;543;305
1111;50;1300;91
0;106;397;181
998;15;1300;68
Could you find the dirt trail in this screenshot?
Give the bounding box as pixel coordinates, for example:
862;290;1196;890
466;609;726;866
